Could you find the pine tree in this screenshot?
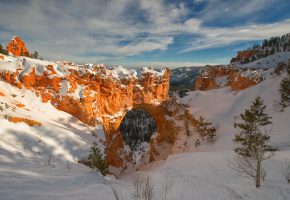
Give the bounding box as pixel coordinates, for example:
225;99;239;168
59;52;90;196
119;109;156;151
31;51;39;59
270;47;275;55
87;142;108;176
273;62;286;76
0;43;8;55
234;96;272;188
23;51;30;57
196;116;216;142
279;61;290;111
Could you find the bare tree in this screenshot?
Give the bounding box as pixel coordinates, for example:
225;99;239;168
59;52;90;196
112;176;174;200
132;176;144;200
162;176;173;200
48;154;52;165
142;176;154;200
229;155;267;182
222;185;243;200
66;161;71;170
111;185;123;200
280;160;290;184
184;121;191;136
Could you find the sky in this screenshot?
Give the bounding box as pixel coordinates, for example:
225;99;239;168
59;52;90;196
0;0;290;68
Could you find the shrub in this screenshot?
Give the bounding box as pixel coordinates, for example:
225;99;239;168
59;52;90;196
87;142;108;176
196;116;216;142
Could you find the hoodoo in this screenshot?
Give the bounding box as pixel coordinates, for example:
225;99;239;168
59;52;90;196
6;36;29;56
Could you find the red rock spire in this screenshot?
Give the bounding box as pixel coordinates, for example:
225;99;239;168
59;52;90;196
6;36;29;56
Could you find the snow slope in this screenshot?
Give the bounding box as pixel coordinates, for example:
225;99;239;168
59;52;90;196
236;51;290;68
124;68;290;200
0;79;110;200
178;69;290;151
0;79;105;161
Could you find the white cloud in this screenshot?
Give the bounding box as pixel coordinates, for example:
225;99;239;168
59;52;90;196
0;0;289;65
134;61;223;68
182;19;290;52
198;0;274;22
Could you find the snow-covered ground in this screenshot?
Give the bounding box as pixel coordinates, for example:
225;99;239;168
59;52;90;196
236;51;290;68
137;67;290;200
1;54;290;199
0;79;109;200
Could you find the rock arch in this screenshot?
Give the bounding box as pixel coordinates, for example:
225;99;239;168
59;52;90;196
103;101;187;168
0;59;198;169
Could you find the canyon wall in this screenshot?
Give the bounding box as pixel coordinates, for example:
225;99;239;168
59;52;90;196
194;66;263;91
230;50;258;63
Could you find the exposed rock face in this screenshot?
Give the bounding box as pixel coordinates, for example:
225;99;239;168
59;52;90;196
195;66;263;91
6;36;29;56
7;116;41;127
0;57;197;168
230;50;258;63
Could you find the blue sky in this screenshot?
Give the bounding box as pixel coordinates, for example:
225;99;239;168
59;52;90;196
0;0;290;67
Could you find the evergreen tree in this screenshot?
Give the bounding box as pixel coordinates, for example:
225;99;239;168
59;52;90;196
279;61;290;111
234;96;272;188
31;51;39;59
196;116;216;142
23;51;30;57
0;43;8;55
265;49;269;57
87;142;108;176
119;109;156;151
273;62;286;76
270;47;275;55
279;78;290;110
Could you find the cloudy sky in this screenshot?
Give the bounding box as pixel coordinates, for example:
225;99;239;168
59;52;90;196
0;0;290;67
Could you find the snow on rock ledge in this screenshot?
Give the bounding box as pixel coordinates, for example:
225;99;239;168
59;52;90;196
0;56;193;168
0;56;170;124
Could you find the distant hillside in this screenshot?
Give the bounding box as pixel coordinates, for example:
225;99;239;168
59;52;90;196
231;33;290;64
169;67;200;94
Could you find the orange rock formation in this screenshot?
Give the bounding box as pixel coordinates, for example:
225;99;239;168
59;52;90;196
7;116;41;127
6;36;29;56
230;50;258;63
195;66;262;91
0;59;197;168
16;103;25;108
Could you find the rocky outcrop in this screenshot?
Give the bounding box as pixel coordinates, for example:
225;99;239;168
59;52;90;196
6;36;29;56
194;66;263;91
0;57;198;169
7;116;41;127
15;103;25;108
230;50;258;63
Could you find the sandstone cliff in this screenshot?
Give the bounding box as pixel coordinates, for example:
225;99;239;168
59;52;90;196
230;50;258;63
194;66;263;91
